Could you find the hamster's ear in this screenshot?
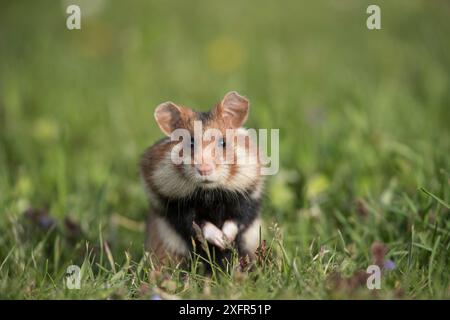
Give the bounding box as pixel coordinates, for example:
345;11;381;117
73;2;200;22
217;91;249;128
154;102;183;136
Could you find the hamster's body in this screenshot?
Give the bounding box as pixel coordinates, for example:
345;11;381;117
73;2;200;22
140;92;264;266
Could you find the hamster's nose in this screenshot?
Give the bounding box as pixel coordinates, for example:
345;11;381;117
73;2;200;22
195;163;214;176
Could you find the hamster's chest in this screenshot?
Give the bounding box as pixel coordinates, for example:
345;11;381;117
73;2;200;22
163;191;242;226
193;201;231;226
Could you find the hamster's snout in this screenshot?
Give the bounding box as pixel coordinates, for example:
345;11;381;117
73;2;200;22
195;163;215;176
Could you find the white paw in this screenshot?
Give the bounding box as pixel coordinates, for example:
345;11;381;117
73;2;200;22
202;222;226;250
222;220;238;242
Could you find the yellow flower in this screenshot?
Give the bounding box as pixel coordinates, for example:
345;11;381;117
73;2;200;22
33;118;59;141
206;36;245;74
306;174;330;200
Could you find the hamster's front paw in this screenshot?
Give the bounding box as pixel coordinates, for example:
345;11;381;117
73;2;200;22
222;220;238;243
202;221;227;250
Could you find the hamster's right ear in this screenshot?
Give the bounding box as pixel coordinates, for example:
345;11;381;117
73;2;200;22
154;102;182;136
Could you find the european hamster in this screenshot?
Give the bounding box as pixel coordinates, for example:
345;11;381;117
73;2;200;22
140;91;264;267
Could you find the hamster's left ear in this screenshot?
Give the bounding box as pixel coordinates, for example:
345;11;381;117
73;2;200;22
217;91;249;128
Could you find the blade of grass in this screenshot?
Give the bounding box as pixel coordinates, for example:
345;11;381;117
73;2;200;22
428;235;441;295
420;187;449;209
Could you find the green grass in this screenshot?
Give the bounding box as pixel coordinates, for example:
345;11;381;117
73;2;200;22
0;0;449;299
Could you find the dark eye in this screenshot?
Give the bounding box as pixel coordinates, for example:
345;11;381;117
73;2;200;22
190;137;195;148
218;138;226;148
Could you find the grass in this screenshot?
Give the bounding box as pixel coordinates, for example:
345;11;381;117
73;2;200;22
0;0;449;299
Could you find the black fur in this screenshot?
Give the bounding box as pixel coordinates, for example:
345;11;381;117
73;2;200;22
156;188;261;266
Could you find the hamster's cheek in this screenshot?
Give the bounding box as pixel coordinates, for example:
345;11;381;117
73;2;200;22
216;164;230;183
182;164;196;179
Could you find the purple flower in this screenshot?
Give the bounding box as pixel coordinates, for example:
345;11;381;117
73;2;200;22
150;294;162;300
383;259;396;271
39;216;56;229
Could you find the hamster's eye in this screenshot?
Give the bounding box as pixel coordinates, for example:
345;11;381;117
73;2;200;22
190;137;195;148
218;138;226;148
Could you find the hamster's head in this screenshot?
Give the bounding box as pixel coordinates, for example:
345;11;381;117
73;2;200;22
154;91;260;192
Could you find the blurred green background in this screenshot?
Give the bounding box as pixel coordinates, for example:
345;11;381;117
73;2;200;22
0;0;449;298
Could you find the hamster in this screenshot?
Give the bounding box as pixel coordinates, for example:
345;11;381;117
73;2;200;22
140;91;264;267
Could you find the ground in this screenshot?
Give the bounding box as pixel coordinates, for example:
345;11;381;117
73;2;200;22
0;1;449;299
